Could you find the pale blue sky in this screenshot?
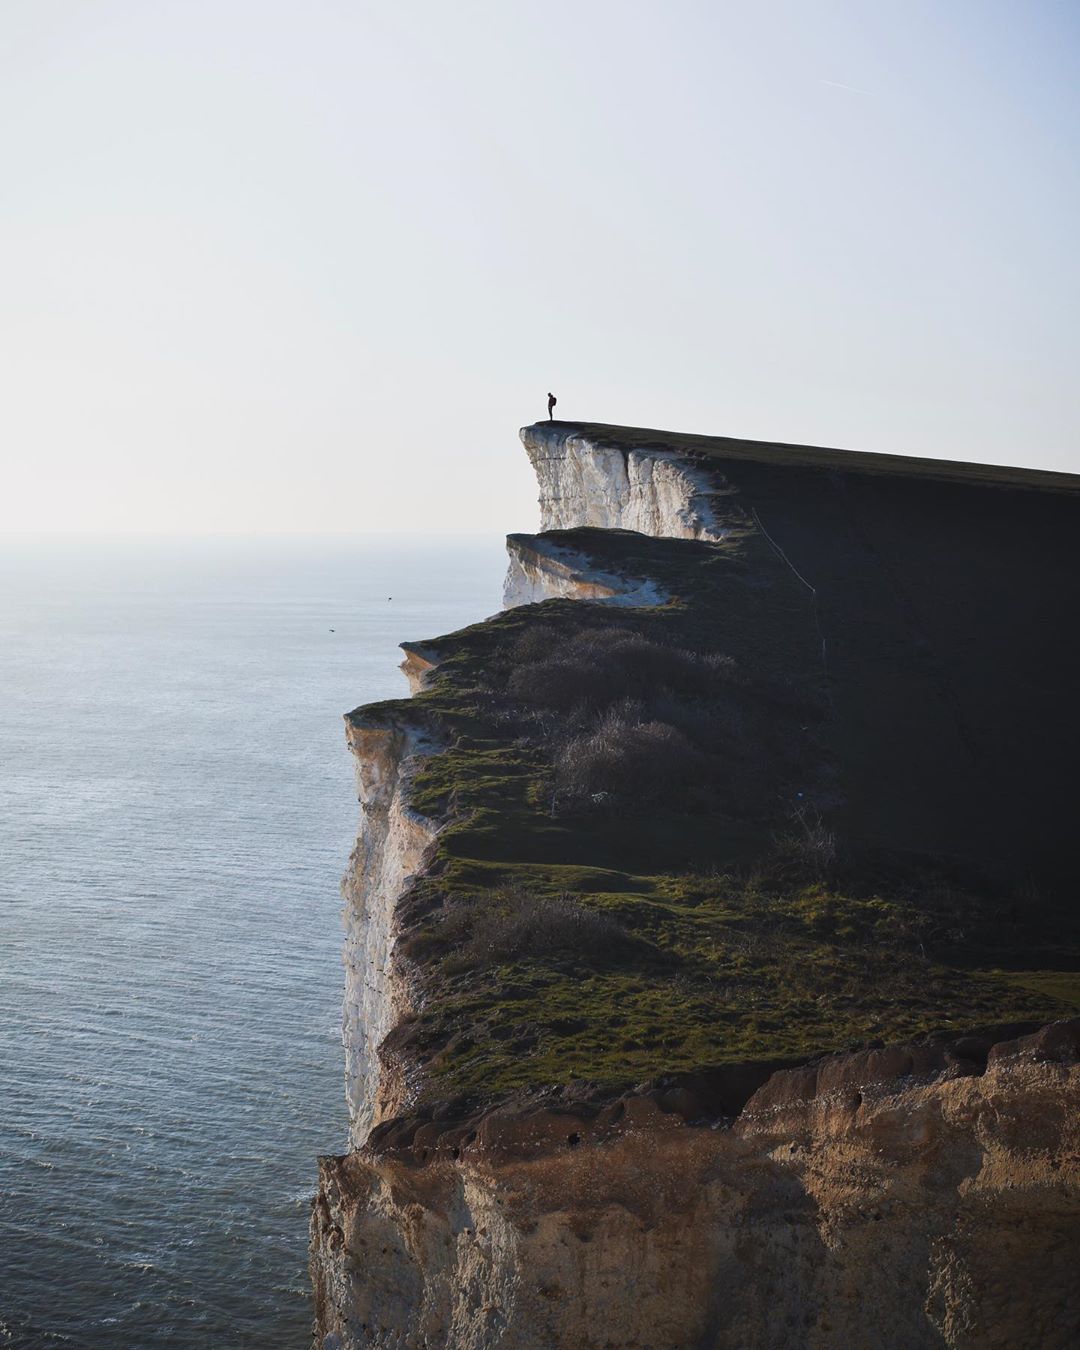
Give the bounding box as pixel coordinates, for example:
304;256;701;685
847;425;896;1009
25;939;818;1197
2;1;1077;534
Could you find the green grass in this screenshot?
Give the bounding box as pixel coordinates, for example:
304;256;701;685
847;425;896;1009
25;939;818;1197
352;526;1079;1110
992;970;1080;1010
394;867;1074;1101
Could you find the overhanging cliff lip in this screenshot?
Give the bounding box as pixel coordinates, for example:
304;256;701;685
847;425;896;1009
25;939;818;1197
398;640;444;664
522;420;1080;493
398;641;446;693
345;699;435;734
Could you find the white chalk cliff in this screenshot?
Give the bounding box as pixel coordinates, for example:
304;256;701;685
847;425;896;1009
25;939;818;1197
520;423;726;540
341;716;440;1145
502;533;667;609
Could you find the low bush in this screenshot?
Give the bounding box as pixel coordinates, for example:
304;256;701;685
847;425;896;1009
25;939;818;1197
507;627;730;714
503;622;819;821
438;885;632;972
770;804;838;880
554;706;712;804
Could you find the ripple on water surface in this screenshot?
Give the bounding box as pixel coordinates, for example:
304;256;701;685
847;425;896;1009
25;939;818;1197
0;537;504;1348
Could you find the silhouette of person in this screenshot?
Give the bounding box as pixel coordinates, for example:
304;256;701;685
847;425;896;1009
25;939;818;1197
547;392;557;420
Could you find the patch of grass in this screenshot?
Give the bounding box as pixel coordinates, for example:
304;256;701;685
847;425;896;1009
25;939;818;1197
400;883;643;974
990;970;1080;1011
394;871;1071;1101
353;527;1079;1110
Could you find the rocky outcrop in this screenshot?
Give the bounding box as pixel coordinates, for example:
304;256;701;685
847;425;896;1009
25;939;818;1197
502;533;667;609
398;644;442;695
341;713;441;1145
312;1025;1080;1349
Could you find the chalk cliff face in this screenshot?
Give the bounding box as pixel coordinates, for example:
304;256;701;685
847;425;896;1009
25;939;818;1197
397;645;442;696
502;533;667;609
314;421;1080;1348
341;716;441;1145
521;423;725;540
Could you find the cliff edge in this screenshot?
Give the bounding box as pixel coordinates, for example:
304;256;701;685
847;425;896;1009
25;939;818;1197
312;422;1080;1349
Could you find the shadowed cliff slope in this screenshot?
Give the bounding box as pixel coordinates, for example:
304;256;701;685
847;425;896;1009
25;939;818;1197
525;421;1080;881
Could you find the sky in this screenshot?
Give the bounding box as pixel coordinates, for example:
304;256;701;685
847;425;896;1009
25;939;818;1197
2;0;1078;535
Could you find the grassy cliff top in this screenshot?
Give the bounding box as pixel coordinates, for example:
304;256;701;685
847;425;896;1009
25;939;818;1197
353;525;1080;1110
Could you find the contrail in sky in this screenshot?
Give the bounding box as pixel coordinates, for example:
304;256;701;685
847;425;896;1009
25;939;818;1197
820;78;873;96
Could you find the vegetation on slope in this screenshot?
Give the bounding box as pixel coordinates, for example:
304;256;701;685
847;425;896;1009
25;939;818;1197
352;528;1080;1108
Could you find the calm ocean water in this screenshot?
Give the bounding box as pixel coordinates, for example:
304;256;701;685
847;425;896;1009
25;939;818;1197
0;536;505;1348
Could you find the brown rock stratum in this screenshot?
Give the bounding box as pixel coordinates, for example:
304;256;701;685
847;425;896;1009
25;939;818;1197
312;1021;1080;1348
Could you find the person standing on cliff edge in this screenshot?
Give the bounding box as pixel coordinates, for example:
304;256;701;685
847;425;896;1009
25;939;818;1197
547;392;557;420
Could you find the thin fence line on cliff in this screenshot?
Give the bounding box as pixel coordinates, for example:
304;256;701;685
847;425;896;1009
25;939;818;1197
750;507;834;710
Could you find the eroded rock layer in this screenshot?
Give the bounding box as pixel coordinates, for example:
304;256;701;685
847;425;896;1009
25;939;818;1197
313;1027;1080;1349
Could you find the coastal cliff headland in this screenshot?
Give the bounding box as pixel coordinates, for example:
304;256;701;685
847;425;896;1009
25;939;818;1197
312;422;1080;1348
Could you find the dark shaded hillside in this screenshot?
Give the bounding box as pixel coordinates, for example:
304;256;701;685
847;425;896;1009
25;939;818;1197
349;512;1078;1106
560;423;1080;884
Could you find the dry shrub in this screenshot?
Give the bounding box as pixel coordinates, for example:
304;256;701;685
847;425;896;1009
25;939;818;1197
554;706;711;803
771;804;838;880
508;627;731;714
441;885;629;972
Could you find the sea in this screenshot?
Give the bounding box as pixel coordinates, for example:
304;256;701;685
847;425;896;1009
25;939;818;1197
0;535;506;1348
